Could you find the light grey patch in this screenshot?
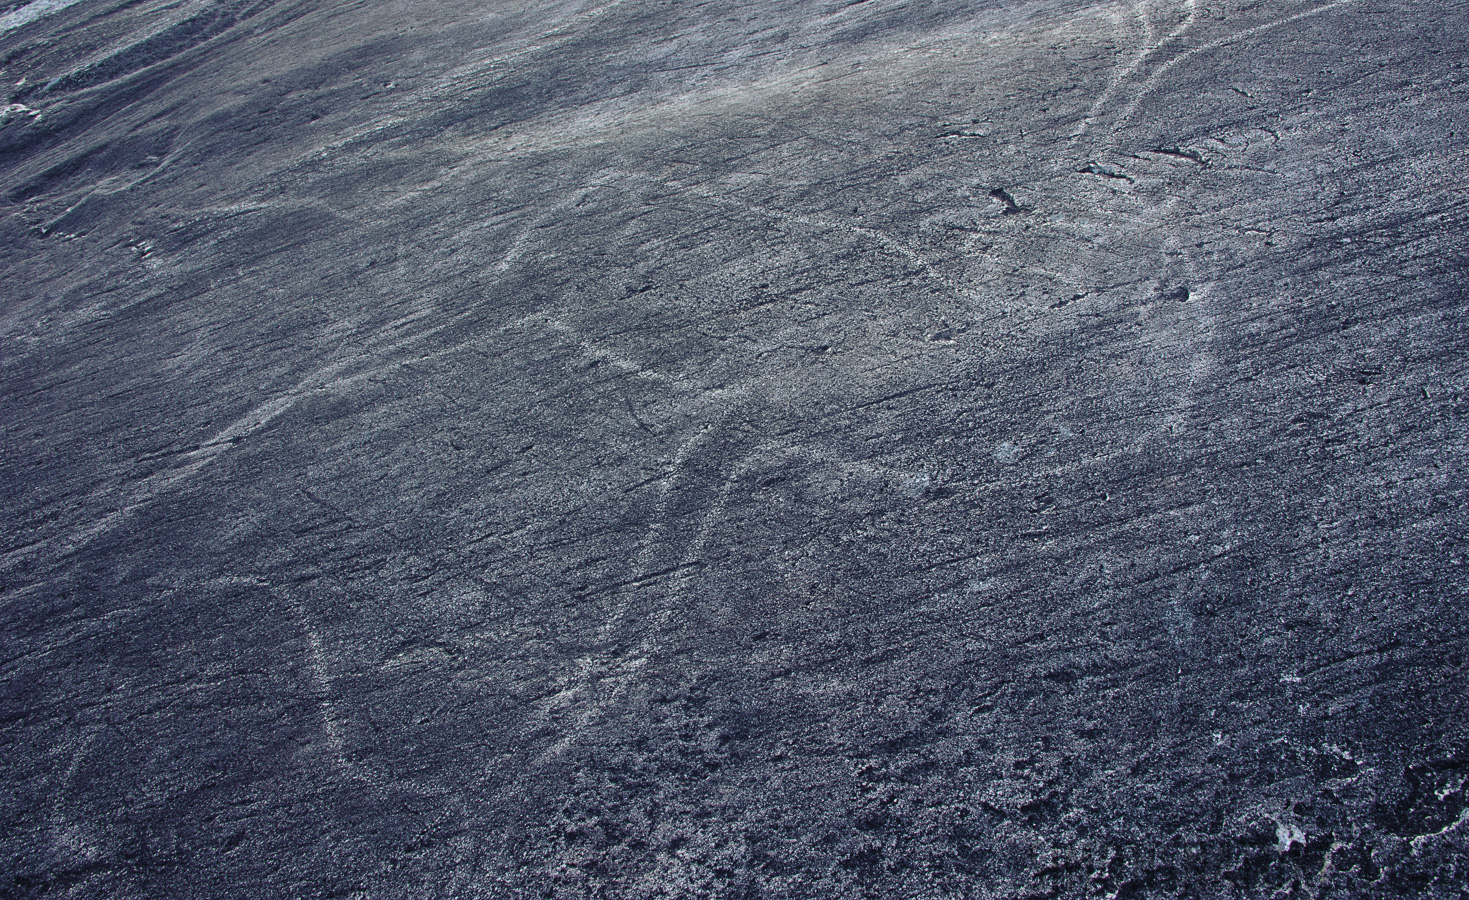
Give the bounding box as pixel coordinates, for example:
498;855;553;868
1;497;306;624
897;473;930;497
993;441;1020;464
0;0;87;35
1275;822;1306;853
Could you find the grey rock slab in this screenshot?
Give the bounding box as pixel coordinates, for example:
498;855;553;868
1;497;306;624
2;0;1468;897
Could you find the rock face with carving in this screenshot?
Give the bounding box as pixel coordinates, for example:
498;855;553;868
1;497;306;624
2;0;1466;896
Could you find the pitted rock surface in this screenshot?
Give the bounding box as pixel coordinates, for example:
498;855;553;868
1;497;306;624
2;1;1467;897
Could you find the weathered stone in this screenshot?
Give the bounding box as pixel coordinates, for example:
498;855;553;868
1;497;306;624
2;0;1466;896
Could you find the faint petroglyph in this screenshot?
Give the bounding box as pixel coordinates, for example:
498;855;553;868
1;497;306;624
542;317;671;384
50;726;99;821
491;174;619;275
1135;0;1157;47
212;574;382;789
283;606;366;786
0;183;647;575
527;428;935;768
679;185;967;311
528;421;720;761
1109;0;1367;137
0;407;288;575
1072;0;1200;141
286;593;362;783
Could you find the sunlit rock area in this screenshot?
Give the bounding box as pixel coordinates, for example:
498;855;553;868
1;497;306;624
2;0;1466;896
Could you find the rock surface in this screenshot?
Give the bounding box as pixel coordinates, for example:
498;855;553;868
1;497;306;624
2;0;1467;896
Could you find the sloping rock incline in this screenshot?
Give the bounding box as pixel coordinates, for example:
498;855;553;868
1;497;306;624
2;0;1467;897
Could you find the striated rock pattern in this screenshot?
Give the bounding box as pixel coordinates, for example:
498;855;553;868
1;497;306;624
2;0;1467;896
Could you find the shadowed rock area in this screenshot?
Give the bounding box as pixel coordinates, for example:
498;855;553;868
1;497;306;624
2;0;1467;896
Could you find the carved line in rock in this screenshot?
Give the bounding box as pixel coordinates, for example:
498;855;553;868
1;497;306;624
525;428;936;771
1072;0;1201;141
527;419;729;766
0;179;633;576
673;183;967;318
1108;0;1369;138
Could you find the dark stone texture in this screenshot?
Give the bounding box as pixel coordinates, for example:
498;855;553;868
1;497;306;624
2;0;1467;896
